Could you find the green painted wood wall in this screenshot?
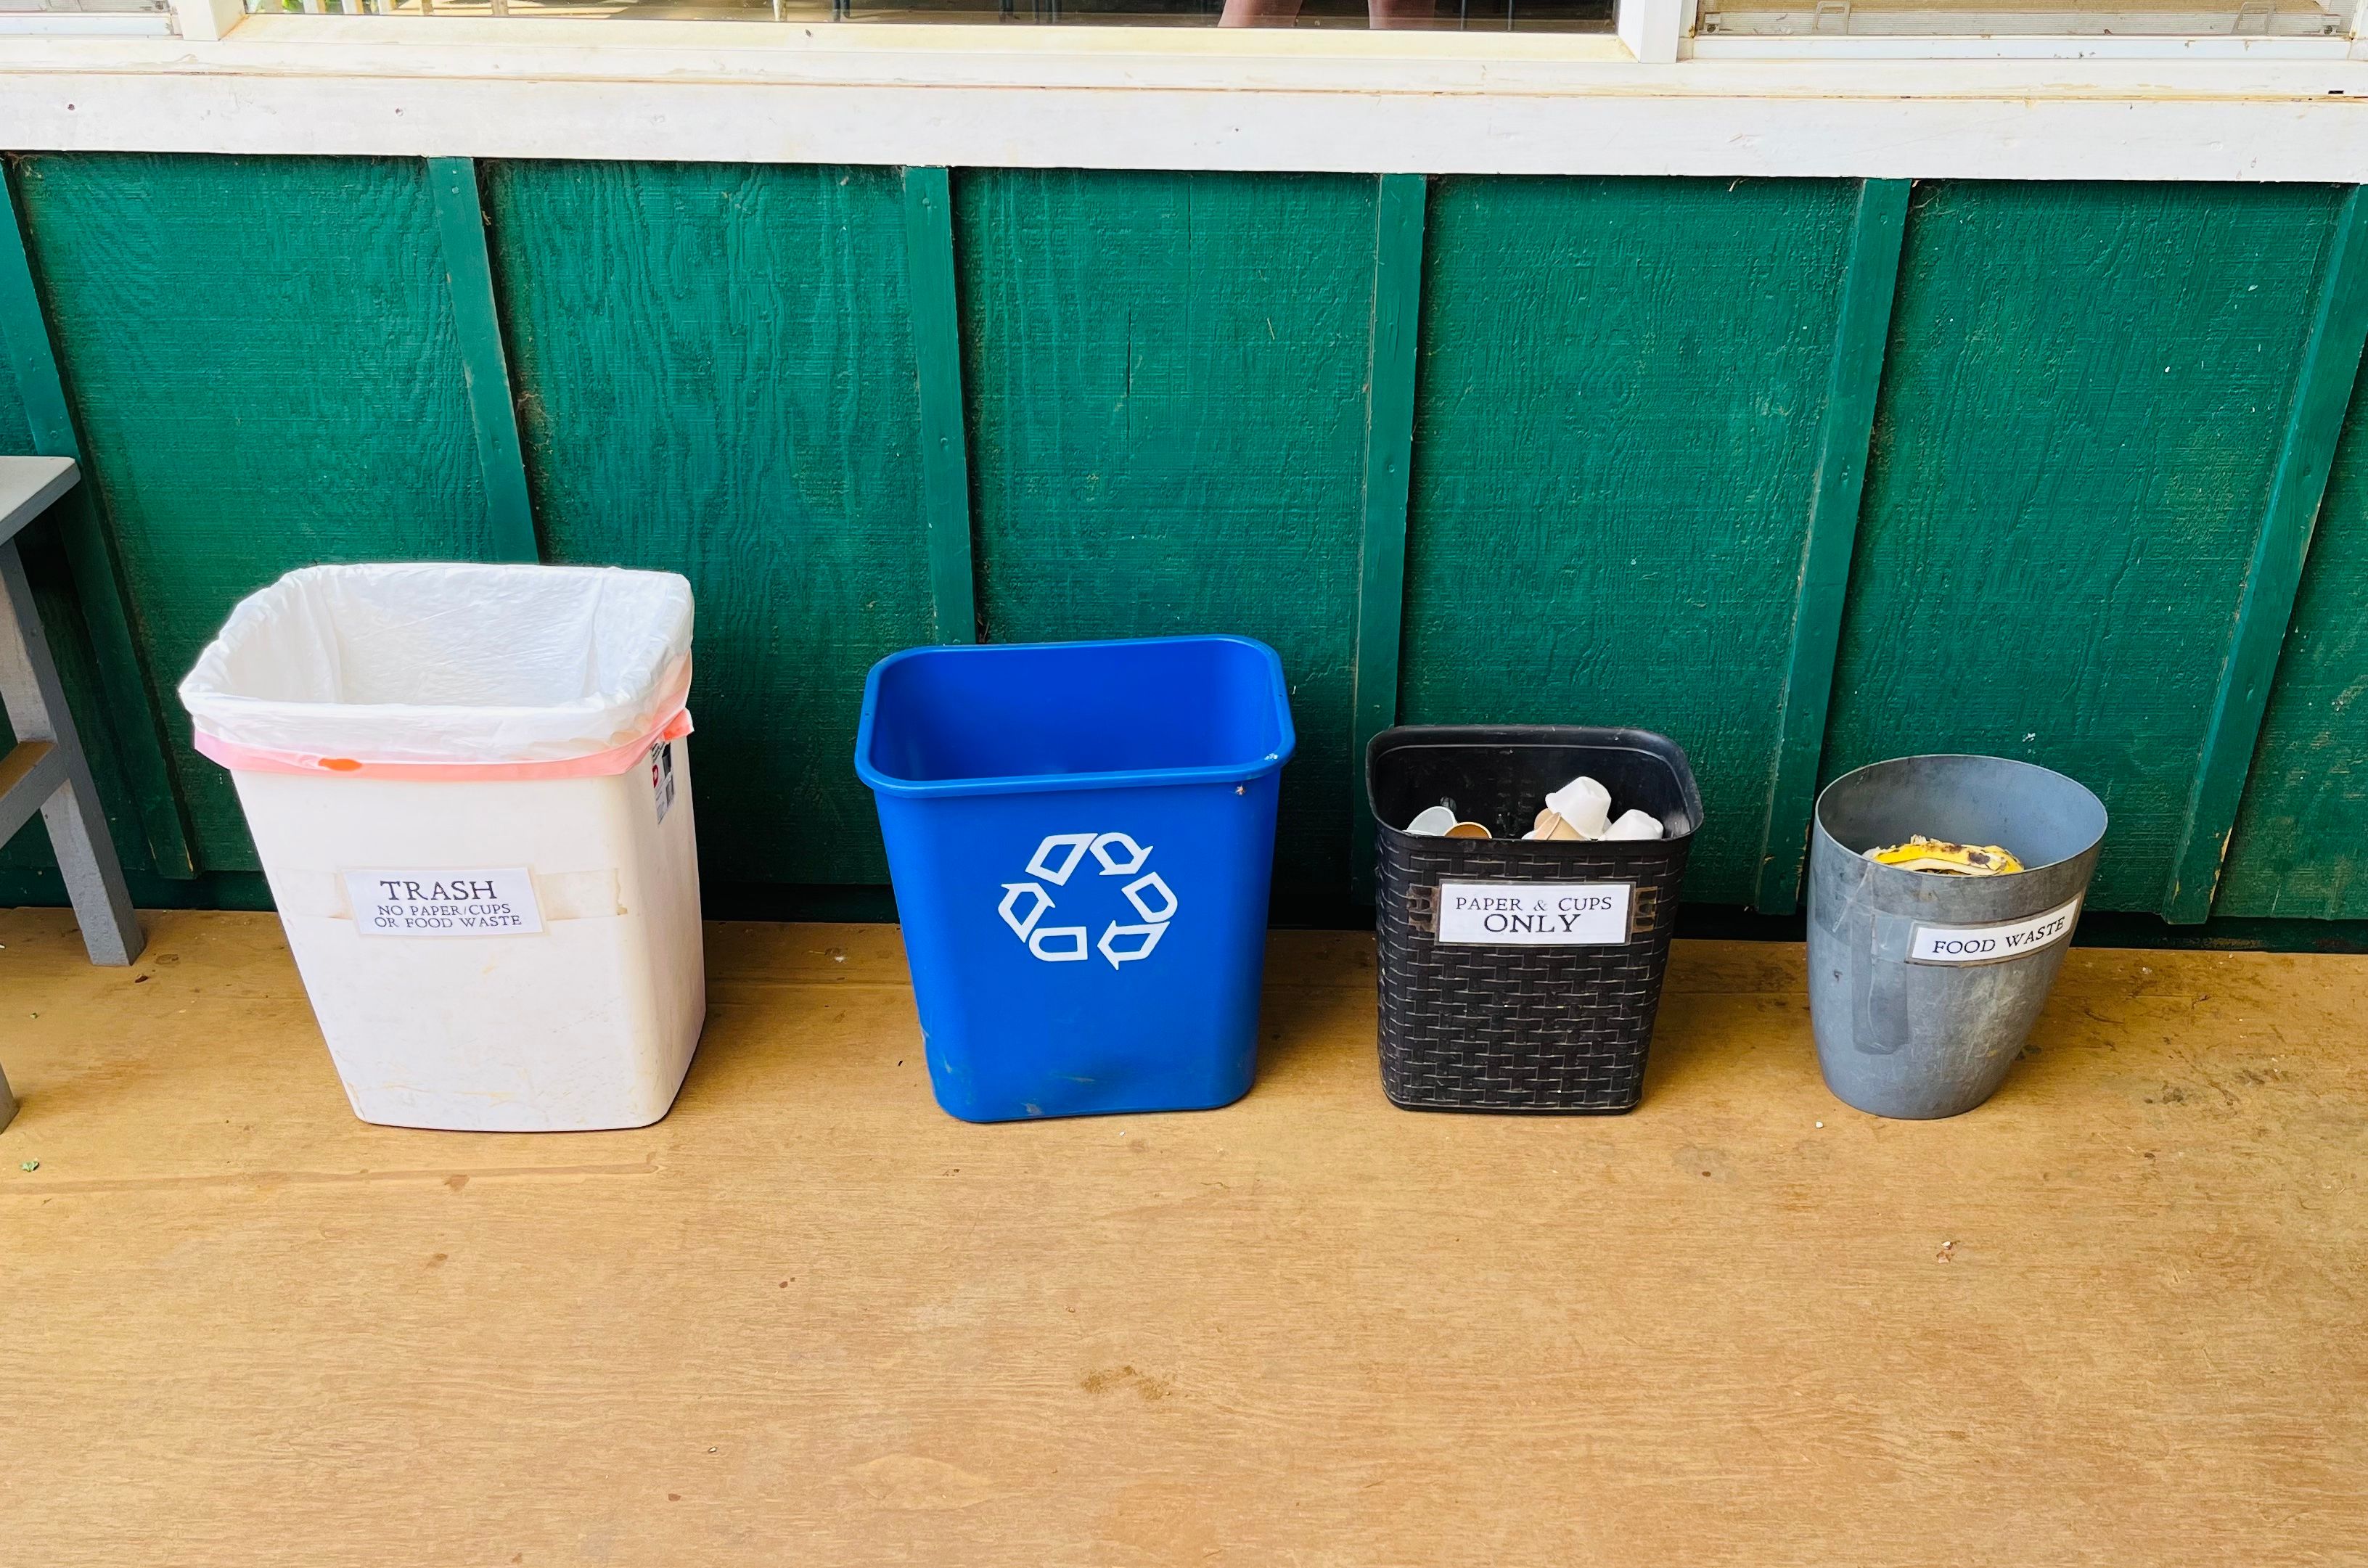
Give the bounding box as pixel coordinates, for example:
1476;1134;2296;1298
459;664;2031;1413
483;160;935;889
960;171;1374;920
4;152;2367;931
1404;176;1861;906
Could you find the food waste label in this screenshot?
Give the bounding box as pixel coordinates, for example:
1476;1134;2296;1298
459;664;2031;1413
1907;895;2082;965
1437;881;1634;945
345;868;544;937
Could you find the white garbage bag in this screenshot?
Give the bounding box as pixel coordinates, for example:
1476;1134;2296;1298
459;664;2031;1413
179;563;694;769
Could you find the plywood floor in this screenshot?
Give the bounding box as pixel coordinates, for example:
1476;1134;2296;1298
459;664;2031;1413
1;909;2363;1567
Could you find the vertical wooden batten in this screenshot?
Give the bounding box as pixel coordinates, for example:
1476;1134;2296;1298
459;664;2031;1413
427;156;538;565
1752;178;1910;916
1350;173;1427;905
903;166;978;646
481;160;932;889
0;165;194;879
2163;184;2368;923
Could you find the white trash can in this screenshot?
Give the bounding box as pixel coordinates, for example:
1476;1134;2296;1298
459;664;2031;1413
180;563;705;1133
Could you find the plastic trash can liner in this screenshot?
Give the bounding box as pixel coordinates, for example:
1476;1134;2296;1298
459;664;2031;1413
179;562;695;776
856;636;1295;1124
179;562;705;1133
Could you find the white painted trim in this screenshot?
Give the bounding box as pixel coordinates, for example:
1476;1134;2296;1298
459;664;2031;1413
1619;0;1688;61
1689;31;2352;54
168;0;247;42
7;17;2368;180
0;11;173;33
64;15;1649;72
1697;4;2344;39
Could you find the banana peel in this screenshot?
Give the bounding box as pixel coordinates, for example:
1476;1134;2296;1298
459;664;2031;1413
1865;834;2024;877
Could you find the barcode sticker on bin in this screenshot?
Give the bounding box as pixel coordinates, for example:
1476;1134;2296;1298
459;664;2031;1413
345;868;544;938
1436;881;1634;946
650;740;676;824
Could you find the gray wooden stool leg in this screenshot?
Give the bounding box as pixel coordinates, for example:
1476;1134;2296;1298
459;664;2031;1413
0;535;143;969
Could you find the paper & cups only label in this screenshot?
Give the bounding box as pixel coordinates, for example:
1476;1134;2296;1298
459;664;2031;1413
346;868;544;938
1437;881;1634;946
1907;895;2082;965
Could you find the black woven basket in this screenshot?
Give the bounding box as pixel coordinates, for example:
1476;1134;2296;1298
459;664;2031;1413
1367;726;1702;1114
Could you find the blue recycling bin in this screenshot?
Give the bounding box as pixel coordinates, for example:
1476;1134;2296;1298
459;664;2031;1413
855;636;1296;1122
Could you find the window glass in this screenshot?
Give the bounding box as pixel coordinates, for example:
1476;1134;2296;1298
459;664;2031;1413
2;0;172;14
1698;0;2346;36
243;0;1614;28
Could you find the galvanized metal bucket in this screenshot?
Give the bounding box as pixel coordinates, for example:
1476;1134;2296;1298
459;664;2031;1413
1807;755;2108;1120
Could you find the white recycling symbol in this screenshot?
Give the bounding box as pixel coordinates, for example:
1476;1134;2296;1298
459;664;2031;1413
998;832;1177;969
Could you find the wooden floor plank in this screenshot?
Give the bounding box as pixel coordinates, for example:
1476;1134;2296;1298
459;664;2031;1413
1;911;2363;1566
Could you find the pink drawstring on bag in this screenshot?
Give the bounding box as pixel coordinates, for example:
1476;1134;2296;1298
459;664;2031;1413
192;705;694;781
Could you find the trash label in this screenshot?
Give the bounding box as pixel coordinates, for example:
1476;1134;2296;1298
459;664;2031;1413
1908;896;2082;965
650;740;676;824
345;868;544;938
1437;881;1633;945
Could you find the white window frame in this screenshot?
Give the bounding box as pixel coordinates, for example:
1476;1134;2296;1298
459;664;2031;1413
0;0;178;37
0;0;2359;181
1638;0;2365;57
1623;0;1691;59
176;0;241;38
144;0;2368;59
